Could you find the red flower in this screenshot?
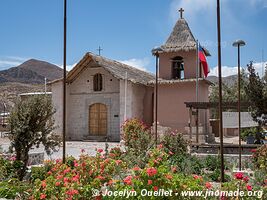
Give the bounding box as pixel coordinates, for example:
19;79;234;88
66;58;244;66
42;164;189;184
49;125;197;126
171;167;177;173
64;177;69;183
96;175;105;180
243;176;249;183
115;160;122;165
153;186;158;191
250;149;257;153
66;189;79;195
246;184;252;191
47;171;52;175
55;182;61;186
133;166;140;171
166;174;173;180
205;182;212;189
97;149;104;153
148;180;153;185
146;167;157;176
123;176;132;185
234;172;244;180
41;181;46;188
40;194;46;199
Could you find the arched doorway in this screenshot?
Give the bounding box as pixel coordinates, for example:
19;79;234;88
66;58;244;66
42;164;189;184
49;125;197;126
89;103;107;136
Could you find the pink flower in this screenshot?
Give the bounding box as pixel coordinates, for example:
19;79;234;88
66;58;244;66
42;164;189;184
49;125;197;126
169;151;174;155
153;186;158;191
47;171;52;175
146;167;157;176
40;193;46;199
9;156;16;161
246;184;252;191
64;177;69;183
123;175;132;185
148;180;153;185
72;175;79;182
55;182;61;186
205;182;212;189
234;172;243;180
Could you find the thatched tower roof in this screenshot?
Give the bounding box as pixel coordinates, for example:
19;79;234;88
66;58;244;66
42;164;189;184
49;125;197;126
161;18;197;53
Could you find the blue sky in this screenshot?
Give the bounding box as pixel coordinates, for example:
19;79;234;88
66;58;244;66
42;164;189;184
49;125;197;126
0;0;266;77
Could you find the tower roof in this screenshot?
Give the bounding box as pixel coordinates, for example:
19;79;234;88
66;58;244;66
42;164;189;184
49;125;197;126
161;18;197;53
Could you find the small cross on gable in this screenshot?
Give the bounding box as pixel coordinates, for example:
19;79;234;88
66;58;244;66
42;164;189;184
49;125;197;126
179;8;184;19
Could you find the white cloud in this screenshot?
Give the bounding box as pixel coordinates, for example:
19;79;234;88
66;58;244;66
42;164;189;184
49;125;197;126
119;58;151;72
209;61;267;77
0;56;28;70
170;0;216;22
58;63;77;71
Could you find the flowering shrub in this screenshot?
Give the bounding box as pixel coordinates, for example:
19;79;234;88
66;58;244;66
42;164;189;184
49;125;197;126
160;130;188;156
222;171;266;200
252;144;267;172
121;118;153;154
30;150;127;199
107;145;206;199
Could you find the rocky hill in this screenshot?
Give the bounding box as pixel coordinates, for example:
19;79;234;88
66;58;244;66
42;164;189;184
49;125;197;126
0;59;62;112
0;59;63;84
207;75;238;87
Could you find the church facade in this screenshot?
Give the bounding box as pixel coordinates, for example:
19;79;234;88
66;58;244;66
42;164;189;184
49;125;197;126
50;12;211;142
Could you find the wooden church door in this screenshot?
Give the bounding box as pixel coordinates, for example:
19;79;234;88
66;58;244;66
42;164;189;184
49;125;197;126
89;103;107;136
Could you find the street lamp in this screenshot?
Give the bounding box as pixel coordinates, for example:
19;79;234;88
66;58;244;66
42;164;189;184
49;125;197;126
232;39;246;171
152;46;163;145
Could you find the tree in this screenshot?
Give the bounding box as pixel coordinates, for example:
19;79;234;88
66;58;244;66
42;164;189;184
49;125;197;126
209;69;249;118
245;61;267;126
8;95;61;180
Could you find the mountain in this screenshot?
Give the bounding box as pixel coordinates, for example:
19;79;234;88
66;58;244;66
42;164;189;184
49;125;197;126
207;75;238;87
0;59;63;84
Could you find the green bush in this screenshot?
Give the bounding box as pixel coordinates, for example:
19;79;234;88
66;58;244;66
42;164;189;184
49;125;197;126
0;178;31;199
30;166;47;182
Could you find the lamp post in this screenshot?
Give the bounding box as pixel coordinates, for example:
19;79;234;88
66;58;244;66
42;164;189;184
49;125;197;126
152;47;162;145
232;39;246;171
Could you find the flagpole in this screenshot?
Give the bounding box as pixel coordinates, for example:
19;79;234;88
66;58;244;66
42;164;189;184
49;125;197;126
196;40;199;144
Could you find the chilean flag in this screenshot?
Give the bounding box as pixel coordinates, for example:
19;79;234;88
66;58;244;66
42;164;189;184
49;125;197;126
198;46;209;78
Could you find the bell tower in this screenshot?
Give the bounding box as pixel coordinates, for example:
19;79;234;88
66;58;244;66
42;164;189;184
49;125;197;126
157;8;205;80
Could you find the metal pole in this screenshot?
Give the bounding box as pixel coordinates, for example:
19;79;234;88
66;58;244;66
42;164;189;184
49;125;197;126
155;53;159;145
124;72;127;121
62;0;67;163
238;45;241;171
196;40;199;143
217;0;225;182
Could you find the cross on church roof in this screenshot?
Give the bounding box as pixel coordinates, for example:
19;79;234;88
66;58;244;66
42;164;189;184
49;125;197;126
97;46;103;56
179;8;184;19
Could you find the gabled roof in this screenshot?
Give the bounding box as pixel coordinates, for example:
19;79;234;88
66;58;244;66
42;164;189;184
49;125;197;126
49;52;155;85
161;18;197;53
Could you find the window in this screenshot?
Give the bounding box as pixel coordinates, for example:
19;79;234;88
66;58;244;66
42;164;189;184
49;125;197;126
172;56;184;79
93;73;103;91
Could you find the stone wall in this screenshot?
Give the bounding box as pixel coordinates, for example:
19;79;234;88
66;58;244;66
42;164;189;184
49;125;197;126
66;67;120;141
